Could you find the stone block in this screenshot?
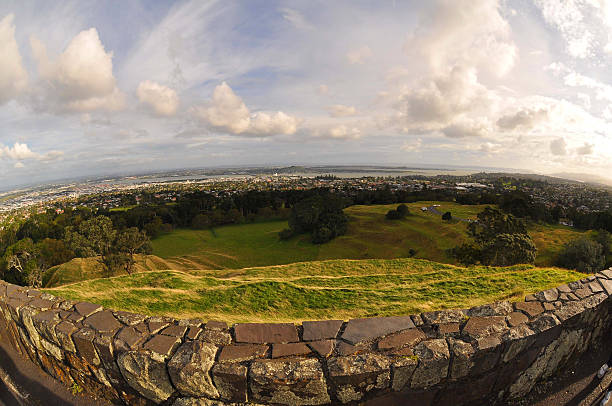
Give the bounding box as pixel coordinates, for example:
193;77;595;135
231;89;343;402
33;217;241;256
212;362;248;403
328;353;391;403
600;279;612;295
234;322;299;344
74;302;102;317
115;326;148;351
377;328;426;350
117;350;175;403
250;358;330;405
437;323;460;335
84;310;122;333
160;324;188;337
410;339;450;389
449;339;475;379
168;341;219;398
143;334;181;357
200;328;232;345
461;316;507;339
467;301;512;317
421;309;466;324
341;316;414;345
507;312;528;327
218;344;268;362
391;357;418;391
302;319;343;341
574;288;592;299
514;301;544;318
114;310;147;326
272;342;312;358
205;320;227;330
308;340;335;357
589;281;604;293
185;326;202;340
72;328;100;366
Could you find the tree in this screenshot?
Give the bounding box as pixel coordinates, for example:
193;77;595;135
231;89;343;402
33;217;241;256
115;228;151;274
284;194;348;244
2;239;45;287
556;238;605;273
442;212;452;221
386;204;409;220
594;229;611;267
481;233;537;266
65;216;118;275
468;207;528;244
396;204;409;217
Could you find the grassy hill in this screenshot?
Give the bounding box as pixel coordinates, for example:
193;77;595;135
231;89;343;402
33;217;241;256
44;202;589;287
43;258;583;323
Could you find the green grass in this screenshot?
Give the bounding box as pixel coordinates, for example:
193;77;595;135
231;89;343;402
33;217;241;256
150;202;490;270
44;258;583;323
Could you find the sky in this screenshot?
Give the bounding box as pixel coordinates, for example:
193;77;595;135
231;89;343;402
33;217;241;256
0;0;612;187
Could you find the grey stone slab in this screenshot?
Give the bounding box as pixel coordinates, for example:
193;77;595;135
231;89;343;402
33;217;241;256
302;320;343;341
341;316;414;345
234;323;298;344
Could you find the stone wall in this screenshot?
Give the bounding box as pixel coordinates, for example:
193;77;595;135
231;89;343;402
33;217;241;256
0;270;611;406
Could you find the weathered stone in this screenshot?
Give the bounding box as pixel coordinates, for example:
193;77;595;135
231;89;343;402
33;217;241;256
147;320;169;334
74;302;102;317
272;342;312;358
29;298;55;310
143;334;181;357
212;362;248;403
535;288;559;302
32;309;62;344
411;339;450;389
543;302;555;311
115;326;148;351
377;328;426;350
553;301;585;322
218;344;268;362
474;333;502;351
200;328;232;345
524;294;537;301
449;339;475;379
391;356;419;391
467;301;512;317
514;301;544;318
437;323;460;335
328;353;391;403
308;340;334;357
114;310;147;326
507;312;529;327
574;288;592;299
250;358;330;405
205;320;227;330
160;324;188;337
601;269;612;279
461;316;507;339
84;310;122;333
234;323;299;344
72;328;100;366
557;284;572;293
336;341;361;356
167;341;219;398
41;338;63;361
421;309;466;324
341;316;414;345
117;350;175;403
302;319;343;341
588;281;604;293
599;279;612;295
529;313;561;347
185;326;202;340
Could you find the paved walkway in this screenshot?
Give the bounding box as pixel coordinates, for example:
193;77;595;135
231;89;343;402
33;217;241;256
0;328;108;406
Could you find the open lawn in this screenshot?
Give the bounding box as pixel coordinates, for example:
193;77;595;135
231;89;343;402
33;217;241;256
150;202;490;270
44;258;583;323
45;202;594;288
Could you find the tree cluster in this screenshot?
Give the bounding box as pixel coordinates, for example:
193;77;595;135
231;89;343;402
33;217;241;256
450;207;537;266
385;204;409;220
280;194;349;243
555;230;611;273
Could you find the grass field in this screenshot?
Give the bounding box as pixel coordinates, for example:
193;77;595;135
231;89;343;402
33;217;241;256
44;258;583;323
150;202;488;270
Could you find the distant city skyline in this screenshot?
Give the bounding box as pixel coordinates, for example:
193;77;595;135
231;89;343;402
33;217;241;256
0;0;611;186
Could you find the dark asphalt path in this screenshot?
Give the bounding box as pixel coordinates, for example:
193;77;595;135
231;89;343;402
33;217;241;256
0;328;109;406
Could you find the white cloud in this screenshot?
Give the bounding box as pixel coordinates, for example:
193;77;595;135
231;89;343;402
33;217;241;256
281;8;313;30
0;14;28;104
0;142;63;162
311;124;361;139
13;162;24;169
497;108;548;130
401;138;423;152
137;80;179;116
346;46;372;64
317;85;329;95
30;28;125;113
328;104;357;117
441;120;489;138
550;137;567;156
406;0;517;77
192;82;299;136
577;142;594;155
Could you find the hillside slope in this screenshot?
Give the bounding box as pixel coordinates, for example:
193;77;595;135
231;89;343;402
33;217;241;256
44;258;583;323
